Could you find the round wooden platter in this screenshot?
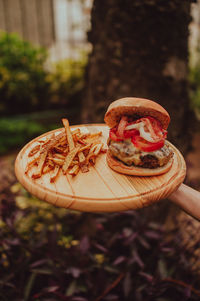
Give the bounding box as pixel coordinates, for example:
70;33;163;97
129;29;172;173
15;124;186;213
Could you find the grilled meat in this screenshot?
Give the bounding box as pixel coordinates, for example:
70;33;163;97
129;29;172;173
108;139;173;169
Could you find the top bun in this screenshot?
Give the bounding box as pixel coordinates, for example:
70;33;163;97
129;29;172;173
104;97;170;129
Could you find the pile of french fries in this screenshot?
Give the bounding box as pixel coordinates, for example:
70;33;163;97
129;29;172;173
25;118;106;182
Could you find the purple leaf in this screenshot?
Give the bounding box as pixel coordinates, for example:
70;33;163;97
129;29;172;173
113;256;126;265
145;231;161;240
52;292;70;301
5;217;13;228
71;297;88;301
124;232;138;245
138;236;150;249
65;280;77;297
31;268;53;275
158;259;168;277
161;247;173;253
94;242;108;253
104;294;119;300
45;286;59;292
132;250;144;268
139;271;153;282
123;228;132;238
96;223;104;231
4;238;20;246
79;236;90;254
184;287;191;298
149;222;162;230
30;259;48;268
66;267;81;278
123;272;131;297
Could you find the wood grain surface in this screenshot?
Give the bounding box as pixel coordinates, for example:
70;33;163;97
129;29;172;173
15;124;186;212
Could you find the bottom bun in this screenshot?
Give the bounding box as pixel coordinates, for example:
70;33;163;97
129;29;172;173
106;151;173;176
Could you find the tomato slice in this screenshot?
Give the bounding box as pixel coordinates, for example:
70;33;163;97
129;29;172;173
109;128;123;141
124;129;139;139
117;116;128;137
109;116;166;152
142;116;166;140
131;135;164;152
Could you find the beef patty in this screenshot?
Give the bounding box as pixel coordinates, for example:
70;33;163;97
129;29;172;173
108;139;173;169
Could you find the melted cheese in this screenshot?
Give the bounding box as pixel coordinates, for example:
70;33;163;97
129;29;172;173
109;139;173;167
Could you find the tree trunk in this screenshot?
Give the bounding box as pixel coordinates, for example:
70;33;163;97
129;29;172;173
83;0;193;154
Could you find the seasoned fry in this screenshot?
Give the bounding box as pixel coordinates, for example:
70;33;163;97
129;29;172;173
43;165;53;174
54;136;67;147
49;157;64;166
80;164;89;173
79;144;92;152
78;133;89;139
86;152;96;165
53;145;69;154
100;147;107;153
87;132;102;138
50;165;60;183
78;151;85;164
62;118;75;151
26;119;105;181
53;153;66;160
93;143;103;156
32;150;48;179
77;139;86;145
28;144;40;157
70;160;79;166
42;133;55;148
89;156;96;165
89;144;98;154
71;128;81;136
85;139;102;147
47;160;55;169
62;147;80;174
68;164;80;176
47;132;65;150
25;157;39;174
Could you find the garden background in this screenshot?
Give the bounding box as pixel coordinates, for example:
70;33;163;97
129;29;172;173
0;0;200;300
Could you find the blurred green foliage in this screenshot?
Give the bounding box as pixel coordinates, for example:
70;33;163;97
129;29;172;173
0;118;46;154
0;109;79;155
0;32;87;154
0;32;49;115
189;58;200;120
0;32;87;116
48;53;87;107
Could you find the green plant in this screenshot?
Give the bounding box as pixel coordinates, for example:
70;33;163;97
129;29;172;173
47;53;87;106
0;32;87;116
0;32;49;115
0;108;80;155
0;117;54;154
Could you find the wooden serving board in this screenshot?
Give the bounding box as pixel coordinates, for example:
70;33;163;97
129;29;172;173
15;124;186;212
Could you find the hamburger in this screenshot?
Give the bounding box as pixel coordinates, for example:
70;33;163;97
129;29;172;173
104;97;173;176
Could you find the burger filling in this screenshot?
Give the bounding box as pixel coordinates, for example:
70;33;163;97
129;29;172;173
108;115;173;169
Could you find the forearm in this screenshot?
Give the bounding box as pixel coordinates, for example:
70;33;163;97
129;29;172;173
169;184;200;221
